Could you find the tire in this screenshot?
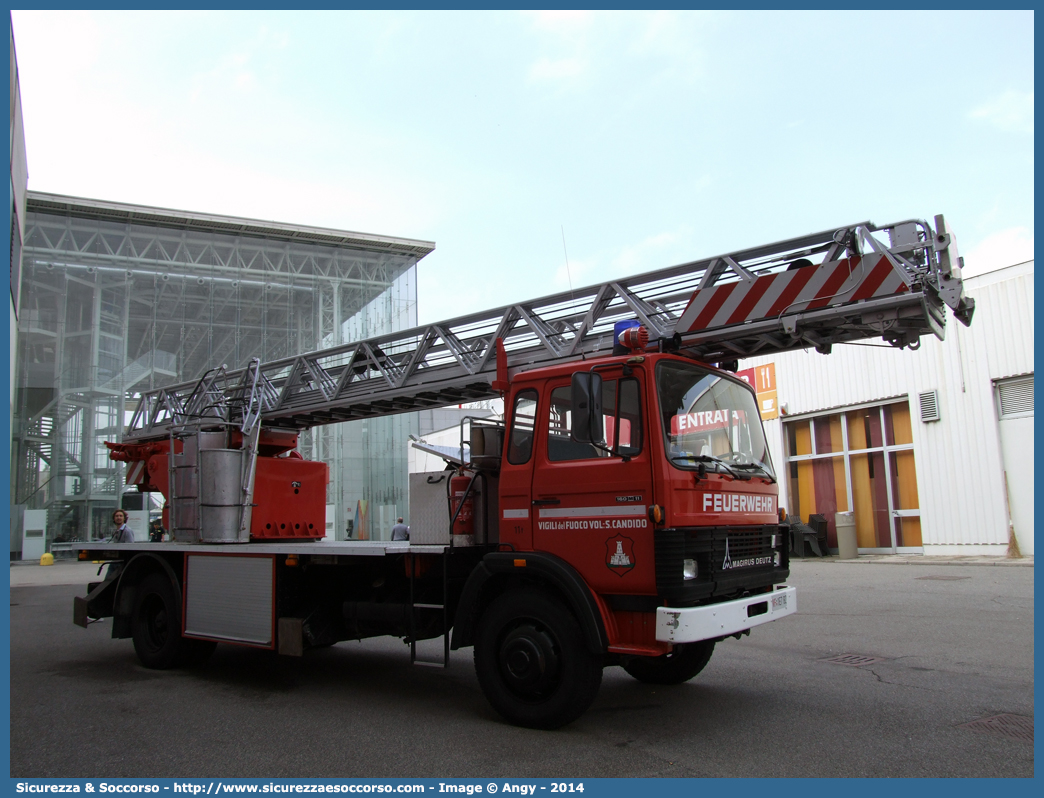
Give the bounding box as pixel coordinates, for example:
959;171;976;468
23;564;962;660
131;572;187;669
474;588;603;730
623;640;715;685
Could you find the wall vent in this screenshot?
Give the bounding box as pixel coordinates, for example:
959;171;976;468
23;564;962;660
998;377;1034;418
918;390;940;423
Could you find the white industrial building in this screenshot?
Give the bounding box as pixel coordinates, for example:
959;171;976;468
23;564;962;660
748;260;1033;557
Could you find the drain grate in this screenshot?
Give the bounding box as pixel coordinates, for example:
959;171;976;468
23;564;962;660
956;714;1033;742
819;653;887;667
916;575;971;581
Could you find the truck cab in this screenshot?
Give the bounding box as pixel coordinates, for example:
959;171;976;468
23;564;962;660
455;348;794;728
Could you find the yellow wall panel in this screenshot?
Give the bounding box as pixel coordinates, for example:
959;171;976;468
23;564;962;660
797;461;816;523
850;454;876;547
827;414;844;453
847;413;867;449
793;421;812;455
893;451;919;510
899;516;922;547
891;404;913;445
832;456;849;512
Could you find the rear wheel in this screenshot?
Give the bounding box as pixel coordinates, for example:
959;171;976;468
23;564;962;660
623;640;715;685
474;588;603;729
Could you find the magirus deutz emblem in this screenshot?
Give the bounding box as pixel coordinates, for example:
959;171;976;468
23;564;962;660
605;534;635;576
721;536;773;570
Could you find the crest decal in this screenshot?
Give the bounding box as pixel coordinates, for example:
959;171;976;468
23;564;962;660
606;534;636;576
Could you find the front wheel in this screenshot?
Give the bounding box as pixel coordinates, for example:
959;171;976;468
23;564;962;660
622;640;715;685
474;588;603;729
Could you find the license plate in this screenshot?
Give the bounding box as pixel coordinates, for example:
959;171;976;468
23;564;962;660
771;593;788;611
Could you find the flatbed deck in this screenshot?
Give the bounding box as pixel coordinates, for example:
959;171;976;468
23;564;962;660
71;540;454;557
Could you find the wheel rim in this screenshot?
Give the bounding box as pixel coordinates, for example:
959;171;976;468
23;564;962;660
140;593;169;654
498;621;561;699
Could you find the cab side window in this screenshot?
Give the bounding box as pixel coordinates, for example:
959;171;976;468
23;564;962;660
507;389;539;465
611;378;643;458
547;378;643;462
548;386;601;461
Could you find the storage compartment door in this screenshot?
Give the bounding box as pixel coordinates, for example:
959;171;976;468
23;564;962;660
184;554;275;647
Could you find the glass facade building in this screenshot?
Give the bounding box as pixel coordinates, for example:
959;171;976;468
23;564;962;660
12;192;431;552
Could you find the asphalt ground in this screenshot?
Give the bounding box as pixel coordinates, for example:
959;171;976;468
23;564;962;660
9;557;1034;778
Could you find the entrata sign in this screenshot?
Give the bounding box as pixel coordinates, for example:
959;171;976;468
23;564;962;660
671;409;746;435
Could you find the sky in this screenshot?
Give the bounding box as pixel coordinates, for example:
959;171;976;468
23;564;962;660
10;10;1034;326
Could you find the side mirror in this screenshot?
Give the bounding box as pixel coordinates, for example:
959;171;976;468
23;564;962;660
570;371;604;445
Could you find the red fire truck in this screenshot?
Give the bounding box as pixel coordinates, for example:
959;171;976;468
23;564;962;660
73;215;973;728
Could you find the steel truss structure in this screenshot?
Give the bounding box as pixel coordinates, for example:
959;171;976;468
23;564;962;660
124;215;973;441
13;193;430;545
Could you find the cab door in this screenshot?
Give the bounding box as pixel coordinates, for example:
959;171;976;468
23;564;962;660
530;369;656;596
498;386;541;550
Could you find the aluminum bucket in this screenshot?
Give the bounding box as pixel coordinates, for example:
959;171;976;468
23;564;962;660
199;449;245;506
200;505;247;543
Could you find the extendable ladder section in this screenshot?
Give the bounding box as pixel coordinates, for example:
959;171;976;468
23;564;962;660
122;214;973;441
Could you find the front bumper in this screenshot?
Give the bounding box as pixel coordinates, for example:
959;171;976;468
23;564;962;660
656;585;796;643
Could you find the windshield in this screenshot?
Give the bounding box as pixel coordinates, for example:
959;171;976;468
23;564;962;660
655;360;775;479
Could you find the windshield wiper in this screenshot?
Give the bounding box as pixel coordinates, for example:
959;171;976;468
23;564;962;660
728;461;777;483
669;454;750;480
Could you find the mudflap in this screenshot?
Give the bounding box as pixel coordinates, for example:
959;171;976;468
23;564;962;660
72;571;121;629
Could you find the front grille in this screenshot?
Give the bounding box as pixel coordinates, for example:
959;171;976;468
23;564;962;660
655;525;788;606
714;526;766;568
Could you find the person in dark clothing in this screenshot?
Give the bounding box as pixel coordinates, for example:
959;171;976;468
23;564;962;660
391;517;409;541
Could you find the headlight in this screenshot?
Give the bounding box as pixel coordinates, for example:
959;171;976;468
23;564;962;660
683;558;698;580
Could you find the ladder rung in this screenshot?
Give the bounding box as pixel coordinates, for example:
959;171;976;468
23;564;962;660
409;541;449;668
